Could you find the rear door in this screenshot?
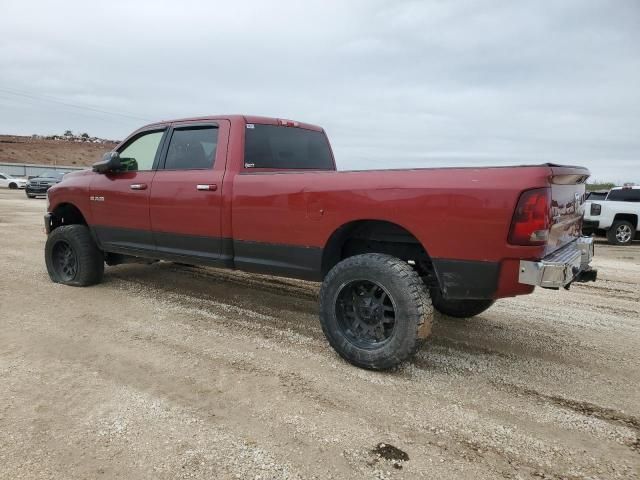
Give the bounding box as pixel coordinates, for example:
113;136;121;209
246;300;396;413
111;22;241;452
90;128;166;252
231;123;335;278
149;121;229;262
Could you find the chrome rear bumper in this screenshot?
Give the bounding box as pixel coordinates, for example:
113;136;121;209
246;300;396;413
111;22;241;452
519;237;596;289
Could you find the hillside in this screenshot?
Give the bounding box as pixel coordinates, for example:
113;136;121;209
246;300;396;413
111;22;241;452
0;134;119;167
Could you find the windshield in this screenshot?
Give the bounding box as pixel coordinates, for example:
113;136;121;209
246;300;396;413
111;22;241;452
36;172;64;180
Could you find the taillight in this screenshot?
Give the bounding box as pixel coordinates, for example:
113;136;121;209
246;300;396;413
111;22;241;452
508;187;551;245
590;203;601;216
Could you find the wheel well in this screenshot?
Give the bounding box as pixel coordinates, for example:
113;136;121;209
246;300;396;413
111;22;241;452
51;203;87;230
321;220;434;280
613;213;638;229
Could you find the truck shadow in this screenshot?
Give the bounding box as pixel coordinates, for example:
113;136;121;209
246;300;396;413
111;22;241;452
102;261;604;376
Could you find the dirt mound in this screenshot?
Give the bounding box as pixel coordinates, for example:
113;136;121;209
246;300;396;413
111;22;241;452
0;134;118;167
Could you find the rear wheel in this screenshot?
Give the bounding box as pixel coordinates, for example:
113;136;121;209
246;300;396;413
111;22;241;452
607;220;635;246
319;253;433;370
45;225;104;286
431;289;495;318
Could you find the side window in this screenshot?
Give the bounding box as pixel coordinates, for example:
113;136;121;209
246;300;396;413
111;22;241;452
0;174;6;179
117;131;164;172
244;124;334;170
607;189;640;202
164;127;218;170
607;190;620;201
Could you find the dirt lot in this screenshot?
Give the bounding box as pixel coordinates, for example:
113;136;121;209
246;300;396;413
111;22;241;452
0;135;117;167
0;188;638;480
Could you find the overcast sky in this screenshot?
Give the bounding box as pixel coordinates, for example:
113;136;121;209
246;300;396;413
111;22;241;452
1;0;638;182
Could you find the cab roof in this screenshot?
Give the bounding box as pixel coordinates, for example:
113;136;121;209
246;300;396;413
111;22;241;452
141;114;324;132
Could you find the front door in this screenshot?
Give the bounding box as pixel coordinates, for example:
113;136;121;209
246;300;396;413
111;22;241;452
90;128;166;253
149;121;228;262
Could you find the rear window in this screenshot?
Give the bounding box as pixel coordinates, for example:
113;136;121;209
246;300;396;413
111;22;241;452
244;124;333;170
607;189;640;202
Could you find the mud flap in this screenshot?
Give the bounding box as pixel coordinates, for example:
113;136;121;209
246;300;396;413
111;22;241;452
417;316;432;339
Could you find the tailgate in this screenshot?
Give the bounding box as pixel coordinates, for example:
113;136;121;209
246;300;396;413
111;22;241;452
546;165;590;255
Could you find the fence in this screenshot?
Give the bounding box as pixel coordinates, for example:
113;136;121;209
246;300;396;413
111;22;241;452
0;162;85;178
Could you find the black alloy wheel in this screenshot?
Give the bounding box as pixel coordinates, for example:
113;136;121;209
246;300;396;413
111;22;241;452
335;280;397;348
319;253;433;369
52;240;78;282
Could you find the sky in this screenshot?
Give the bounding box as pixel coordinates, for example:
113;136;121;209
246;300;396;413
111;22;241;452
0;0;638;183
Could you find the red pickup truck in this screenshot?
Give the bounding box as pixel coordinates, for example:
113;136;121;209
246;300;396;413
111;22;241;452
44;115;597;369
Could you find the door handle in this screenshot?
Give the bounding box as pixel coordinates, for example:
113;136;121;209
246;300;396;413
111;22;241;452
130;183;147;190
196;184;218;191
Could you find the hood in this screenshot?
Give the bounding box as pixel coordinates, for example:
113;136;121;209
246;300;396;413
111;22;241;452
61;169;91;179
30;177;62;184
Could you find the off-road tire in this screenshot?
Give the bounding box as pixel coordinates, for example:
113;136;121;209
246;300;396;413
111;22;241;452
431;289;495;318
319;253;433;370
45;225;104;286
607;220;635;246
9;182;17;189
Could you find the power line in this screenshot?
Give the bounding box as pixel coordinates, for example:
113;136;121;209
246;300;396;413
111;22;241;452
0;86;152;122
0;95;134;128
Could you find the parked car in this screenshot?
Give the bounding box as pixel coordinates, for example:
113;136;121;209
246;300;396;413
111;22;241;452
0;172;27;189
25;172;66;198
584;185;640;245
43;115;597;369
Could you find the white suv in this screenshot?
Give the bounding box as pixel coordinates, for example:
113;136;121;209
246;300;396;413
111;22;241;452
584;185;640;245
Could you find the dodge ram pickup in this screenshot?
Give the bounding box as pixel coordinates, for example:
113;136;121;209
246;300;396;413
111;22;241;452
44;115;597;369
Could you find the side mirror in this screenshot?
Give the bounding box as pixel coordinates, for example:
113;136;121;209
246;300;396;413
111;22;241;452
93;151;121;173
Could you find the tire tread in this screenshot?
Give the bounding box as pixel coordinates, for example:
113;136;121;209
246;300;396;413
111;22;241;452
45;225;104;286
319;253;433;369
431;292;495;318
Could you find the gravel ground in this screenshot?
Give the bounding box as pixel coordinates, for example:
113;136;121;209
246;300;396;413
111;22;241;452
0;188;639;479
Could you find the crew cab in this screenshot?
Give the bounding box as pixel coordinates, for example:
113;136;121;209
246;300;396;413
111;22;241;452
584;185;640;245
44;115;597;369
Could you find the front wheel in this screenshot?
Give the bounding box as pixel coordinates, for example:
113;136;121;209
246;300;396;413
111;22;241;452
9;182;18;189
45;225;104;286
607;220;635;246
319;253;433;370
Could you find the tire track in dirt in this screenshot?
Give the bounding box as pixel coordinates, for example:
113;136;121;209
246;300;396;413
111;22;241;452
106;266;640;477
494;382;640;454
